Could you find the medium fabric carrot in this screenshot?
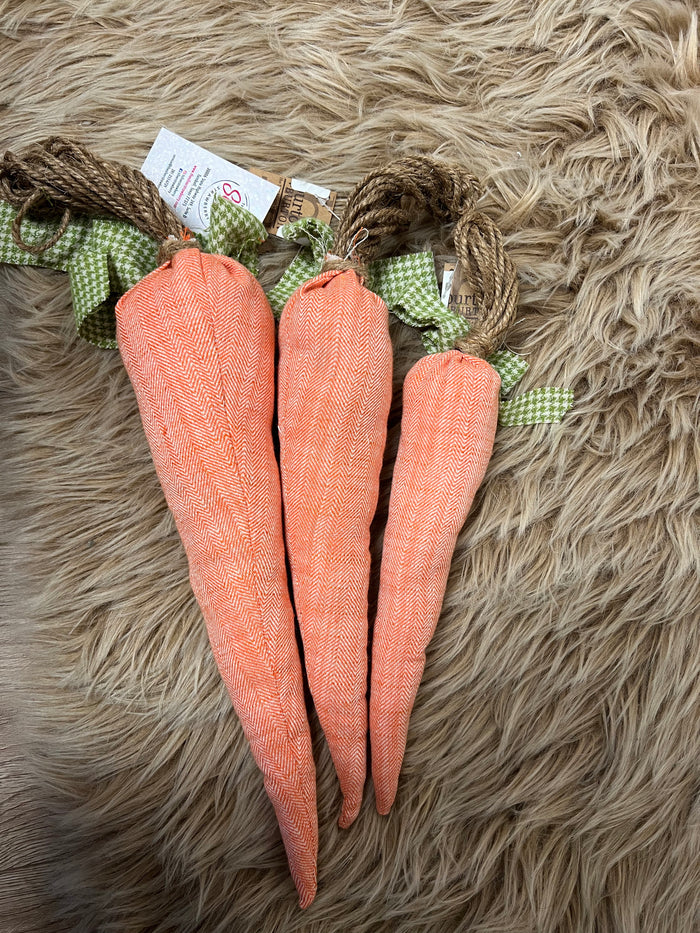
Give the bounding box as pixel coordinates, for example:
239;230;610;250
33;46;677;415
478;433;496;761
360;163;519;814
277;250;393;829
0;139;318;905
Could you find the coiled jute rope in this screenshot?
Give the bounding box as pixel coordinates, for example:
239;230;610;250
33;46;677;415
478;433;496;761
325;156;519;359
0;136;198;265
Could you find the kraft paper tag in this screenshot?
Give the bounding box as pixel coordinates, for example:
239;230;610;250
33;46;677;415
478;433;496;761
141;128;280;232
254;169;337;234
438;256;480;324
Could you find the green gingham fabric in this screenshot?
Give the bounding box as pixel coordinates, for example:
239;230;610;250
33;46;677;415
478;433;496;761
488;349;530;395
368;252;470;354
0;199;574;425
0;197;266;347
0;199;157;347
498;386;575;426
200;198;267;278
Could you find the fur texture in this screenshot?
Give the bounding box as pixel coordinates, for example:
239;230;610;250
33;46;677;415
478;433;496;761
1;1;699;931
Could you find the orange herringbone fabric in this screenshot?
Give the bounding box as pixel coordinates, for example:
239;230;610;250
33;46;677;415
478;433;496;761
278;269;393;828
370;349;500;814
115;249;318;907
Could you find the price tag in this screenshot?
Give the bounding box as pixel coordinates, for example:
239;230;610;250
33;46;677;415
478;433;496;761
141;128;280;233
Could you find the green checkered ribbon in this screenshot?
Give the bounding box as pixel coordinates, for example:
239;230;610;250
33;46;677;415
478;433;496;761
488;349;529;395
368;252;469;354
0;197;267;348
498;386;575;426
0;199;156;347
200;199;267;278
268;220;574;427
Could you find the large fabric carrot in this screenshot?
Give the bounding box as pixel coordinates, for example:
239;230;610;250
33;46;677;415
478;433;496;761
277;251;393;830
361;164;519;813
0;139;318;905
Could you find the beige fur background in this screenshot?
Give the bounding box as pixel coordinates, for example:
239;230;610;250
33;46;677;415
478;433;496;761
1;1;699;931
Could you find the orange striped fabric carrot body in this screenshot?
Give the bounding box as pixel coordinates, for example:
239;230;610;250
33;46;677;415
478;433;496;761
278;268;393;828
116;249;318;906
370;349;500;814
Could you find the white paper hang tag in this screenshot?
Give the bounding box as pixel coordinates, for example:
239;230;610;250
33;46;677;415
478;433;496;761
141;128;280;233
290;178;332;202
440;266;455;305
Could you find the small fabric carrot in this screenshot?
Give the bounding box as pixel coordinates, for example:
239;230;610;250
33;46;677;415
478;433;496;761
0;138;318;905
360;161;519;814
277;224;393;829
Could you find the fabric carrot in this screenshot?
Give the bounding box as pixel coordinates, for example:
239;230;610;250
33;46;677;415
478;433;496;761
361;162;519;814
0;138;318;905
277;233;393;829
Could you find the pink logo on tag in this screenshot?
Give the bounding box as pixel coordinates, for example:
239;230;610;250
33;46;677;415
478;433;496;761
199;179;251;226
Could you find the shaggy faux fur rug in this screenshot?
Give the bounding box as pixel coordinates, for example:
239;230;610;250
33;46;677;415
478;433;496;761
1;2;698;931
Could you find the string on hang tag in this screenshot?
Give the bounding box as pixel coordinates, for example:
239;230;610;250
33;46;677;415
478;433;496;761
345;227;369;259
327;203;343;225
321;226;369;278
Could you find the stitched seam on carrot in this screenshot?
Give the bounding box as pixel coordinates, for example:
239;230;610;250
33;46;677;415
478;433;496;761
131;264;251;560
199;259;312;778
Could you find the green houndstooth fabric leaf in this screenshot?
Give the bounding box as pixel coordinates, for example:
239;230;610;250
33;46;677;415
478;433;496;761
368;253;471;354
0;199;158;347
200;197;268;277
498;386;575;426
267;217;335;317
488;349;529;395
0;199;92;269
0;197;266;347
71;219;158;346
367;256;537;399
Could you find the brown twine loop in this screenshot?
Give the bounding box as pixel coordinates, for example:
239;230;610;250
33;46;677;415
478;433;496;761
11;189;72;254
335;156;518;358
0;136;194;259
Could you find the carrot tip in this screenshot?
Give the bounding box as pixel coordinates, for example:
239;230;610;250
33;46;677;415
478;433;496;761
375;787;396;816
298;885;317;910
338;794;362;829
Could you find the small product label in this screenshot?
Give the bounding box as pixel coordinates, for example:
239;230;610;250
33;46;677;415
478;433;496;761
438;256;480;323
141;128;280;233
253;170;338;234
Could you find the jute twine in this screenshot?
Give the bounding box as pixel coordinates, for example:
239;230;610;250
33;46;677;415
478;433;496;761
0;137;198;265
326;156;518;359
